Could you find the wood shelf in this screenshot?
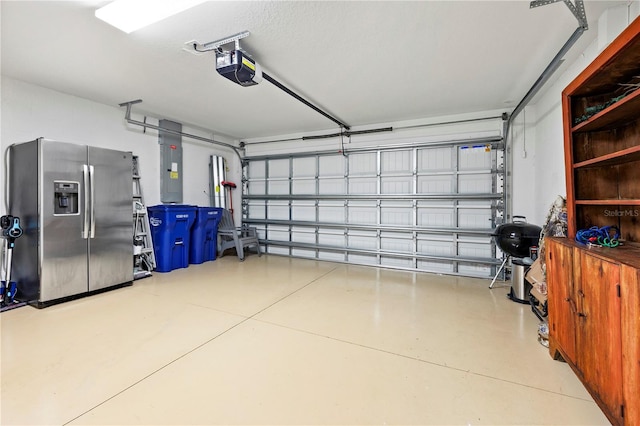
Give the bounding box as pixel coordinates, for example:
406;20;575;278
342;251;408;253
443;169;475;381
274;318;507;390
572;88;640;133
573;145;640;169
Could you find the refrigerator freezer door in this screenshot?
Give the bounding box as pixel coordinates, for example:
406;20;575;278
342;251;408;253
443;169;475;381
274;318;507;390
88;147;133;291
41;140;90;301
8;141;40;301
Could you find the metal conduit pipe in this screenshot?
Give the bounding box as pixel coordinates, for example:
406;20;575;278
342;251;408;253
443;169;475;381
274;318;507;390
119;100;244;161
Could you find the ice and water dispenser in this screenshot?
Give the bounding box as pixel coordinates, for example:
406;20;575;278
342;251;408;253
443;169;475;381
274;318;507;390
53;181;79;215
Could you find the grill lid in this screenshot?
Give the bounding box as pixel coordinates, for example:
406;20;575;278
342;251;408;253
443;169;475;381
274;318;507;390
493;216;541;258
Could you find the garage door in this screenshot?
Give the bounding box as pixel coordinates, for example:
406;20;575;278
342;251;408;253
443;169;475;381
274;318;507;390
242;122;506;278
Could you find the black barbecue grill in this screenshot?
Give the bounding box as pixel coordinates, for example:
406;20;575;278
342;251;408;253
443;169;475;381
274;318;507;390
492;216;542;258
489;216;542;303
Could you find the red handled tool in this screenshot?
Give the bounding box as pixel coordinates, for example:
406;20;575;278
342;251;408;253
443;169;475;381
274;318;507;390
221;181;237;214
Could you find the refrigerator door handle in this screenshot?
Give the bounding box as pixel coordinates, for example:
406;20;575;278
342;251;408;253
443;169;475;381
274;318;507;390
82;164;90;239
89;165;96;238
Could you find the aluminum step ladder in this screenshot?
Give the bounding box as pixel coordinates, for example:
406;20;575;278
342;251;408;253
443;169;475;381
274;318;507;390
133;155;156;279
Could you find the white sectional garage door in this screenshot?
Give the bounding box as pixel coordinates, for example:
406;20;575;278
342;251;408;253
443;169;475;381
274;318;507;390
242;120;506;278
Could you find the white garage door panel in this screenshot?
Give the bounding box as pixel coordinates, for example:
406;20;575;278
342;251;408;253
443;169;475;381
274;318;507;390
317;227;343;245
319;177;346;194
243;124;505;279
381;176;412;194
459;147;492;170
381;236;412;253
459;264;492;276
348;231;377;250
418;260;454;273
459;242;493;258
381;201;412;226
349;153;377;175
291;201;315;221
319;155;345;175
267;225;290;242
268;180;289;194
418;147;453;171
319;251;345;261
459;173;492;193
318;202;344;223
248;180;266;195
348;202;377;224
292;178;315;194
381;150;411;173
348;254;378;265
249;161;266;179
292;227;315;244
268;246;290;255
418;239;454;256
293;157;316;177
267;201;289;220
269;159;289;178
349;177;377;194
457;206;492;228
381;256;413;268
417;204;455;227
247;201;266;219
292;248;316;258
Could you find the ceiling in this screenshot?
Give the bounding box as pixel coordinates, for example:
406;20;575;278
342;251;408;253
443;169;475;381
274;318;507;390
0;1;627;141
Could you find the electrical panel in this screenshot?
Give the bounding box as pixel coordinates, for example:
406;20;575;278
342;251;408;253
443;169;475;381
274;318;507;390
159;119;183;203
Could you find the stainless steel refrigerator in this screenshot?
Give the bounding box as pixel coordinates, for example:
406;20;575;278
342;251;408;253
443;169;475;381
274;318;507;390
8;138;133;307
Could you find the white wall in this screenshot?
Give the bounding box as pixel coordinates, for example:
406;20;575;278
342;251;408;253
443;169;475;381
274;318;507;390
0;77;241;217
525;3;639;226
508;105;537;224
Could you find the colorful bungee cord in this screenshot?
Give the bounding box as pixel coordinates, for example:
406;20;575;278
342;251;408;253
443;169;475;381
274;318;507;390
575;226;621;248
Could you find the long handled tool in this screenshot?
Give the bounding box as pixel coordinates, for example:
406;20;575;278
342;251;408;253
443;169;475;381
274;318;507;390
1;215;23;308
221;181;237;214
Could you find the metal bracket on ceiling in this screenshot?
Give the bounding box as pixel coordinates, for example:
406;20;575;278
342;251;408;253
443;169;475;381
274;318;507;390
193;30;251;53
530;0;588;29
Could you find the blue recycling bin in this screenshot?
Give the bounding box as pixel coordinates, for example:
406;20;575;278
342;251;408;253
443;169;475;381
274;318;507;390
190;207;224;264
148;205;197;272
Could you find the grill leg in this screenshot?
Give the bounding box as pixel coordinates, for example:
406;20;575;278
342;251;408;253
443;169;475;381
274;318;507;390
489;255;510;289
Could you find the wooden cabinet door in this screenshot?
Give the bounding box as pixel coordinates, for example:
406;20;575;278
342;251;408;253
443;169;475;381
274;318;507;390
621;265;640;425
577;252;623;425
547;239;576;361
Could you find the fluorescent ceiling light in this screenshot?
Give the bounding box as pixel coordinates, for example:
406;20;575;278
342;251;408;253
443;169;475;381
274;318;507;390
95;0;206;34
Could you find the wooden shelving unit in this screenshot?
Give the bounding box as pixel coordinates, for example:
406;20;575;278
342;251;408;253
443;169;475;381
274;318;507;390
572;89;640;133
548;16;640;426
573;145;640;169
563;17;640;244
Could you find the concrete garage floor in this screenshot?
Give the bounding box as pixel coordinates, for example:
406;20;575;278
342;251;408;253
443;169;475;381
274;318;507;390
1;255;607;425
